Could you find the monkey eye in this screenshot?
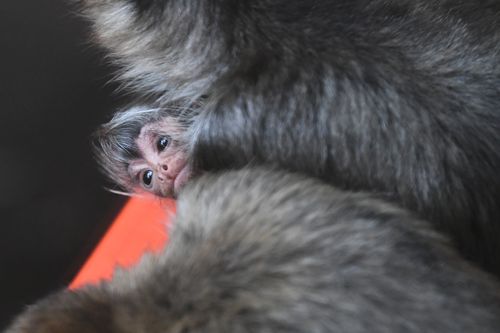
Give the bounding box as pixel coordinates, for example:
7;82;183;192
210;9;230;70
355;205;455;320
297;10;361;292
156;136;170;152
141;170;154;188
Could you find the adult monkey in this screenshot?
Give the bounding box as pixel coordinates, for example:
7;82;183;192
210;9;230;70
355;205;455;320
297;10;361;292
79;0;500;275
6;169;500;332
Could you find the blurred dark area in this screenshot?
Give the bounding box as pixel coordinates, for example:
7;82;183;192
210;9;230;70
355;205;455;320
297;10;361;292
0;1;127;328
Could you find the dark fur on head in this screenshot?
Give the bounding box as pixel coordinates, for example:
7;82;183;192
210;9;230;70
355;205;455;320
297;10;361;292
6;168;500;332
80;0;500;275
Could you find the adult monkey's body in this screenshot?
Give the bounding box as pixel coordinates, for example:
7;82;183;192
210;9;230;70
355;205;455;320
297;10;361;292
80;0;500;275
7;169;500;332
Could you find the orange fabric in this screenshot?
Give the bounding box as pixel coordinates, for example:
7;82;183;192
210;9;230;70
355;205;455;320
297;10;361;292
69;197;174;289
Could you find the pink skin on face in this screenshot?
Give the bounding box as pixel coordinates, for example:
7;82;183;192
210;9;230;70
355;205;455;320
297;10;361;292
128;119;191;198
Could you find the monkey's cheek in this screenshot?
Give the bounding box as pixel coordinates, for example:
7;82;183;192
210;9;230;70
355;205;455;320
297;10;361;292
173;165;191;196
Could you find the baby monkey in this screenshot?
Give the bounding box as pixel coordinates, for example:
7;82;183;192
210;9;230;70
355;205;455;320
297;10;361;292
93;105;195;198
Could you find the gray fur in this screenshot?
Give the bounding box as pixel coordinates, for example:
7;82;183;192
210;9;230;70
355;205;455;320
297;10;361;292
6;168;500;332
79;0;500;275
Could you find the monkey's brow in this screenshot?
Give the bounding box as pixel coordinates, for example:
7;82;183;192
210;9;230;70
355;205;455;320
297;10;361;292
150;126;174;135
144;130;160;143
128;161;146;183
148;130;176;146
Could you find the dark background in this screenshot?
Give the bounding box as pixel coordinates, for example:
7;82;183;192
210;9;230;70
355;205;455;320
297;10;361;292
0;1;127;328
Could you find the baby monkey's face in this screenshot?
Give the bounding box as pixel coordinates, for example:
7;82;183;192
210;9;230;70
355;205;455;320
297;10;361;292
128;118;191;198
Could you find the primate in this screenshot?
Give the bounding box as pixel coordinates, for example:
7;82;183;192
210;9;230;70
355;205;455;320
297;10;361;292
93;105;194;198
79;0;500;275
7;168;500;333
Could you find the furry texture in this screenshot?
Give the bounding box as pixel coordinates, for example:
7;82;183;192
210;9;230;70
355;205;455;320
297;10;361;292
6;168;500;332
79;0;500;275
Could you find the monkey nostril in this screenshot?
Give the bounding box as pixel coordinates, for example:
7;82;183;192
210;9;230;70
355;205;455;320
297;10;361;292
162;164;168;171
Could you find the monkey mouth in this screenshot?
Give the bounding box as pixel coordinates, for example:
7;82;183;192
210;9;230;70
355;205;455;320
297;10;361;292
173;165;191;195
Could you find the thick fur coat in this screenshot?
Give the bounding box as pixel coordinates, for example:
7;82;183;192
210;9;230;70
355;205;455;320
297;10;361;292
7;169;500;332
80;0;500;274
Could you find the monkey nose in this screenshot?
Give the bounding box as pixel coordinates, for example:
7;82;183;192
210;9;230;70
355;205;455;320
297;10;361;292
157;164;169;182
